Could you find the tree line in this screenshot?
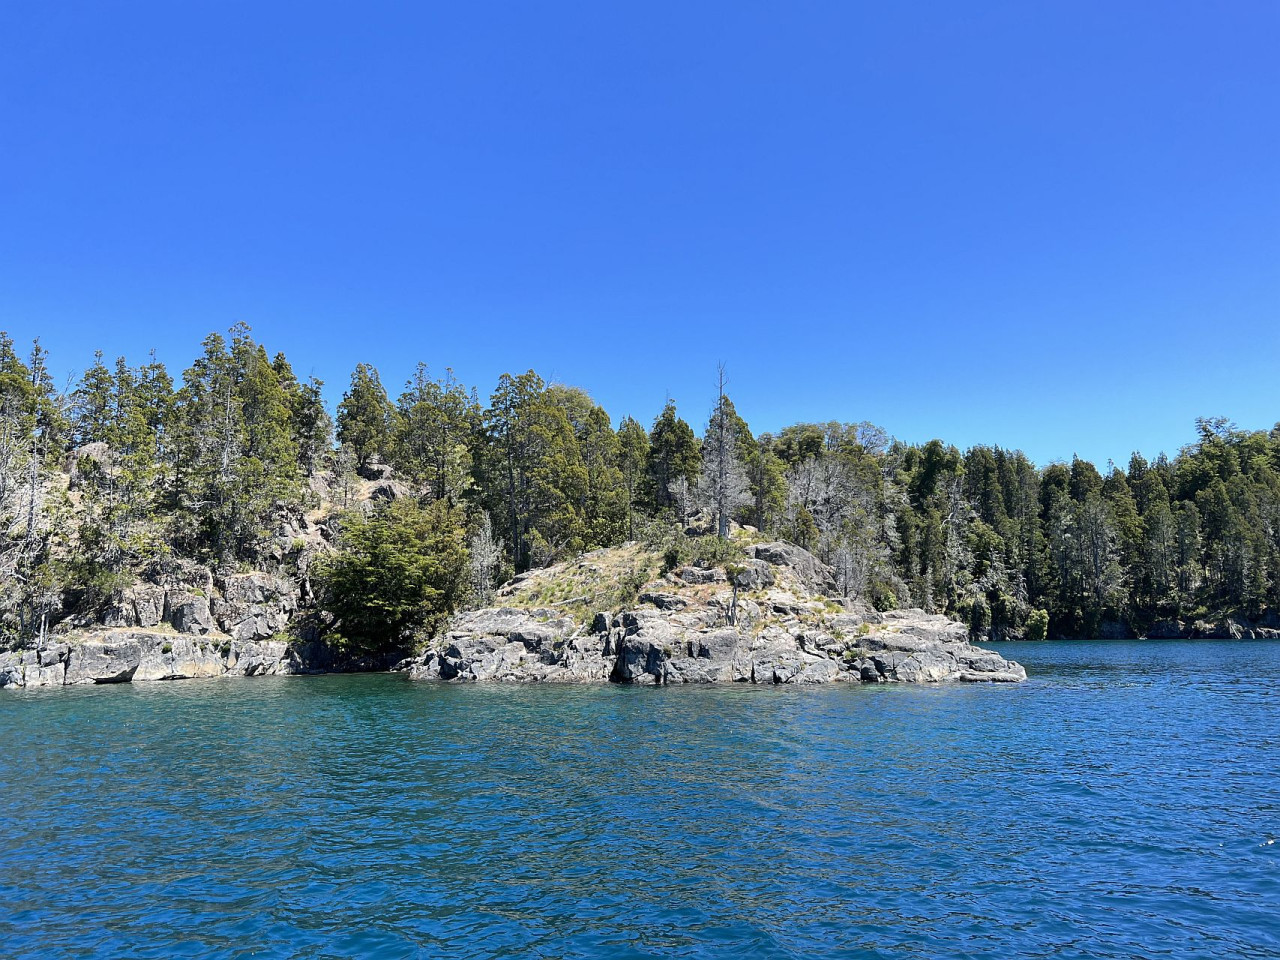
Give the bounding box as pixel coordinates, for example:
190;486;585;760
2;325;1278;646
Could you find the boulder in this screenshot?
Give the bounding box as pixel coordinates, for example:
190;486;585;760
66;441;113;479
165;592;213;635
730;559;775;591
794;658;841;684
892;651;957;683
0;651;23;689
130;586;166;628
682;510;715;537
659;628;745;684
357;460;394;481
874;609;969;645
955;650;1027;681
750;542;838;595
227;639;298;677
101;584;167;629
677;566;726;585
64;636;145;684
24;656;67;687
749;638;819;684
100;600;137;629
368;479;409;502
133;637;226;682
613;616;680;684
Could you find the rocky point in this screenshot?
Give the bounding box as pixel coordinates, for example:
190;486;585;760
408;539;1025;685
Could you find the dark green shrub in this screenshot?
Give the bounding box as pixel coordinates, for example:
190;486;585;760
1026;609;1050;641
315;499;470;655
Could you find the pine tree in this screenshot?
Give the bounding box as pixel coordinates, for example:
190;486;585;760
73;352;115;447
747;444;786;534
171;326;301;564
482;371;545;570
272;353;332;477
524;386;589;563
393;364;478;504
647;399;700;512
235;335;301;507
295;377;332;478
336;363;394;468
616;416;650;539
578;403;625;547
72;357;164;594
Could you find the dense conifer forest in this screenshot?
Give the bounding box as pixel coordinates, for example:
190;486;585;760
2;325;1278;647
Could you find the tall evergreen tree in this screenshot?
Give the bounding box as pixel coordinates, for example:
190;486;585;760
647;399;700;512
336;363;394;469
617;416;650;539
171;326;301;564
393;365;478;504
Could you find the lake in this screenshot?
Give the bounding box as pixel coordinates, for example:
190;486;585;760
2;641;1277;959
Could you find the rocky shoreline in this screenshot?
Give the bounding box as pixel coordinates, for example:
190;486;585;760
409;605;1026;685
0;565;324;689
0;631;311;689
408;540;1026;686
1;538;1027;690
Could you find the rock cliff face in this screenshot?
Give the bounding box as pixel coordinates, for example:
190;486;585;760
3;532;322;690
409;540;1025;686
0;631;304;689
97;570;304;639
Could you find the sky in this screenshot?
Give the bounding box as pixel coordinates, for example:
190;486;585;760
1;1;1276;469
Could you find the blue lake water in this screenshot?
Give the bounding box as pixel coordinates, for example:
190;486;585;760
1;640;1277;959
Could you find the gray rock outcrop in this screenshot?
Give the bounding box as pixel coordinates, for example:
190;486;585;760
409;541;1025;686
80;567;303;641
0;631;304;689
409;603;1025;686
212;573;300;641
165;592;214;635
410;608;614;683
749;541;838;595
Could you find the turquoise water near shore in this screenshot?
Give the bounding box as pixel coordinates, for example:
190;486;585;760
2;641;1277;959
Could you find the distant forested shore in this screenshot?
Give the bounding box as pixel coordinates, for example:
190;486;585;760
1;324;1277;648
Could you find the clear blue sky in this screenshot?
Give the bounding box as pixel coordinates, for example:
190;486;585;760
2;1;1276;468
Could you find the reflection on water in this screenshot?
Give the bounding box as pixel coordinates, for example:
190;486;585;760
2;641;1278;959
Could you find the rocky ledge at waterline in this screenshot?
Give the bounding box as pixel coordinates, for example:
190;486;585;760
0;566;326;689
1;537;1024;690
0;632;311;689
409;540;1026;685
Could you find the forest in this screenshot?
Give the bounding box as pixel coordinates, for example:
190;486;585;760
2;324;1278;647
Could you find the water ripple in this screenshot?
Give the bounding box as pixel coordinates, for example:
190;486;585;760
2;641;1278;958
